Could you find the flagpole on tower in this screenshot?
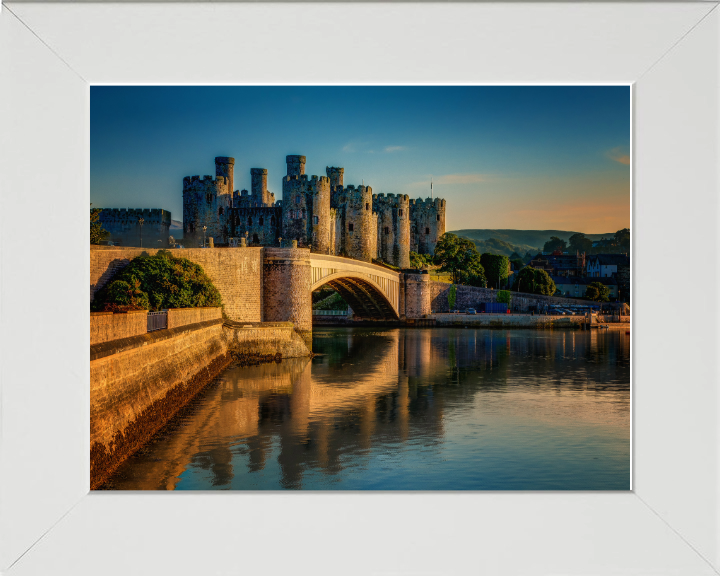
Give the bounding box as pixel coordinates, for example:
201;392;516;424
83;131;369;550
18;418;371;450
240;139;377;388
431;177;433;199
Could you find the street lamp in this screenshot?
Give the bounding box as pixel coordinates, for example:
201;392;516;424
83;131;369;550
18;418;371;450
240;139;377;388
203;225;207;248
138;217;144;248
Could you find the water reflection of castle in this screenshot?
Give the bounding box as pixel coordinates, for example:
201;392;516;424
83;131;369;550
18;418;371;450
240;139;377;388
106;329;629;490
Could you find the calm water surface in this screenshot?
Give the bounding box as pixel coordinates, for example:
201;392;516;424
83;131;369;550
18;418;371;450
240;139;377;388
105;328;630;490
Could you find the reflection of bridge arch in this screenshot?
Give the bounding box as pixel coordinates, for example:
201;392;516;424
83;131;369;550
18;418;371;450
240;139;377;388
309;254;400;320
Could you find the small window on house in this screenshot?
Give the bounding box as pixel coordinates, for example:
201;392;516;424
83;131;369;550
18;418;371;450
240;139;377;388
313;215;319;225
302;209;306;218
218;207;224;216
349;223;354;232
366;203;370;211
295;196;300;204
384;227;389;235
270;216;276;226
399;209;403;217
425;227;430;234
253;233;259;244
259;217;264;226
437;214;440;221
248;216;253;226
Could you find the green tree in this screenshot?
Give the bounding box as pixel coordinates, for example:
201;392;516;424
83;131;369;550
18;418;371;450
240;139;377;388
514;266;556;296
434;233;485;285
92;251;223;312
90;207;110;245
543;236;567;253
448;284;457;310
510;258;524;271
585;281;610;302
496;290;512;305
568;233;593;253
509;251;523;261
614;228;630;250
480;253;510;289
410;251;433;269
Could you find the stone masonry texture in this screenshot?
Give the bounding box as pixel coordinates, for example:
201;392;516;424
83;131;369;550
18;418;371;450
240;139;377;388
91;246;264;322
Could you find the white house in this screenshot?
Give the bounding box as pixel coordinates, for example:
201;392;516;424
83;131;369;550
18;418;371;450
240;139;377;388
586;254;629;278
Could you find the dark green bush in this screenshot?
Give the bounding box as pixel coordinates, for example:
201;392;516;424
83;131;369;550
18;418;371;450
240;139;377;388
92;251;222;312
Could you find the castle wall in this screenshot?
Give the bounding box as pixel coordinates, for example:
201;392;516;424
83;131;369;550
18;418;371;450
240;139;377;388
215;157;234;199
342;185;375;262
311;177;331;254
410;197;446;255
227;207;281;246
98;208;171;248
282;175;311;246
326;166;344;205
374;193;410;268
181;155;446;265
182;175;231;247
90;246;264;323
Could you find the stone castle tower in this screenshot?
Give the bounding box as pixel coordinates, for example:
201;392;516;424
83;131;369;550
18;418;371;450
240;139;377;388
182;154;446;266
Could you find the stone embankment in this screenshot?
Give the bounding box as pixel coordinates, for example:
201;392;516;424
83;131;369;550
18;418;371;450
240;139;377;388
431;313;585;328
90;307;311;489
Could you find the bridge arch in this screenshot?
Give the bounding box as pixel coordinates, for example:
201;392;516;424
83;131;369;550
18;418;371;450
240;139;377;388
309;254;401;321
312;272;399;320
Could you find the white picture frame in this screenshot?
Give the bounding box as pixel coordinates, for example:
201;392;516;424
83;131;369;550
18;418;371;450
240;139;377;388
1;2;718;574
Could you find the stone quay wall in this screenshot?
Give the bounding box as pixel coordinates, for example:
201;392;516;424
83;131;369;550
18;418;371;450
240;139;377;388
223;321;311;358
90;316;311;488
429;281;599;313
90;246;264;322
431;313;586;328
90;318;230;488
90;310;148;345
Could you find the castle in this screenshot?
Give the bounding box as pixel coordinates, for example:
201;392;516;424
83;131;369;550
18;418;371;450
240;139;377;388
182;155;446;267
97;208;172;247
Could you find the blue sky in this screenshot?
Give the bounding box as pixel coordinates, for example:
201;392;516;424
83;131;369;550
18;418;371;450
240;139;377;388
91;86;630;233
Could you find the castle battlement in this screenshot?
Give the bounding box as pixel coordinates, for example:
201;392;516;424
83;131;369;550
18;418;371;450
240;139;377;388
182;153;446;262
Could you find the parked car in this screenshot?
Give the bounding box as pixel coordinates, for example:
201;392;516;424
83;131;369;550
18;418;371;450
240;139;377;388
467;308;476;315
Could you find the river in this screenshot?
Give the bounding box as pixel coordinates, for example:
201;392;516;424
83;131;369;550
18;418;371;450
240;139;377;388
103;327;630;490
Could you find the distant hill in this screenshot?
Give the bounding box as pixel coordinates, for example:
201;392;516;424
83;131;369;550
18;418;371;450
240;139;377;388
450;229;617;257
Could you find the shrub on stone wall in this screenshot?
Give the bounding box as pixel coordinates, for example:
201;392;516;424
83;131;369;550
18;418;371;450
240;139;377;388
448;284;457;310
92;251;222;312
496;290;512;305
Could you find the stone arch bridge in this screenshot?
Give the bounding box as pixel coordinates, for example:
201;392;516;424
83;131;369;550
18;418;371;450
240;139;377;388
308;253;400;320
91;246;430;347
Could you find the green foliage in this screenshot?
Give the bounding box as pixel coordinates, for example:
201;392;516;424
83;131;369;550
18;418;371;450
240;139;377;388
509;251;523;261
514;266;556;296
433;233;485;285
543;236;567;253
313;291;348;310
480;253;510;289
496;290;512;305
90;208;110;245
585;281;610;302
410;251;434;269
568;232;593;253
510;258;524;271
92;251;223;312
448;284;457;310
614;228;630;250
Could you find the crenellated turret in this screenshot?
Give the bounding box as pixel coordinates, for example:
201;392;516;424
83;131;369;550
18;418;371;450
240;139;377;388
374;192;411;268
409;196;446;255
